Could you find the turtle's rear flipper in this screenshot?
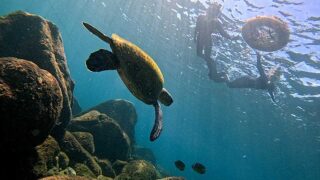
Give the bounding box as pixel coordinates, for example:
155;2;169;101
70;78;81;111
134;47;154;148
86;49;119;72
159;88;173;106
150;101;163;141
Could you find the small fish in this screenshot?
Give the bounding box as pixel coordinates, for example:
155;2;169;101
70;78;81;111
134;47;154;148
192;162;206;174
174;160;185;171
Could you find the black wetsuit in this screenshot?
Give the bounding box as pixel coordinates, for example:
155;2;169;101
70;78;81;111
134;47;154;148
194;15;232;82
227;53;276;102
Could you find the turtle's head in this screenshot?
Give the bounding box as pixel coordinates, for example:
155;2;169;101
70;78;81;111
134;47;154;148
159;88;173;106
86;49;119;72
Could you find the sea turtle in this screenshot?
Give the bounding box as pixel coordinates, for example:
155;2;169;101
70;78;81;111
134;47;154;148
83;22;173;141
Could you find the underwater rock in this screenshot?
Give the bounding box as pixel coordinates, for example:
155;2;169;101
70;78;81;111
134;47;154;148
59;131;102;176
68;110;131;161
32;136;61;178
112;160;128;175
57;167;76;176
97;175;113;180
39;176;91;180
72;98;82;116
82;99;137;144
155;165;171;179
96;159;116;178
71;131;95;154
0;57;62;148
57;152;70;170
157;177;185;180
132;146;156;164
115;160;158;180
73;163;96;178
0;11;74;140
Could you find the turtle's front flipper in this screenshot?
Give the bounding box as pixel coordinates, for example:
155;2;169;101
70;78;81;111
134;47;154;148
150;101;163;141
86;49;119;72
83;22;112;44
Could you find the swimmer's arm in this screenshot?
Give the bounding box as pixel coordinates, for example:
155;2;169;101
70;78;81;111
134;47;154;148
256;52;267;80
217;21;232;40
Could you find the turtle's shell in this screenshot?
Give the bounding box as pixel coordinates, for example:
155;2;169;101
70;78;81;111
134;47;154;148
242;16;289;52
110;34;164;105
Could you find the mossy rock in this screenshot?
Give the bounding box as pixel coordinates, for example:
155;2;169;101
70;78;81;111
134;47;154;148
112;160;128;175
73;163;96;178
58;152;70;169
116;160;158;180
72;131;95;154
157;177;185;180
32;136;61;177
97;175;114;180
58;167;76;176
59;131;102;176
0;58;63;149
39;175;91;180
96;158;116;178
69;111;131;161
82;99;137;144
114;173;131;180
0;11;74;141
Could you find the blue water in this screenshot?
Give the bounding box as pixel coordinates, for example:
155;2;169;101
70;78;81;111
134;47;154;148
1;0;319;179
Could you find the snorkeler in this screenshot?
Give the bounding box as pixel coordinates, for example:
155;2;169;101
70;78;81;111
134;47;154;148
194;2;237;82
226;52;280;102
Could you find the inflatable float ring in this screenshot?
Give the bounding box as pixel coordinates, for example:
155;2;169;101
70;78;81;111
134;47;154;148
242;16;290;52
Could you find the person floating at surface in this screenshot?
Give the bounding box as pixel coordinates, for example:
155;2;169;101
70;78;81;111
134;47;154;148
226;52;280;102
194;2;237;82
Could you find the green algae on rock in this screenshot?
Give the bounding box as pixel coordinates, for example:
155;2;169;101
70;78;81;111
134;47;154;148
115;160;158;180
60;131;102;176
72;132;95;154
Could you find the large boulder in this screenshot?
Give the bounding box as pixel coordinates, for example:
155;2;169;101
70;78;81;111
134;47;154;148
68;111;131;161
0;57;62;148
82;99;137;144
0;11;74;140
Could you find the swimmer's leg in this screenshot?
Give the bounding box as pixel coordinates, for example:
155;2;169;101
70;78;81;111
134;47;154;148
227;76;257;88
